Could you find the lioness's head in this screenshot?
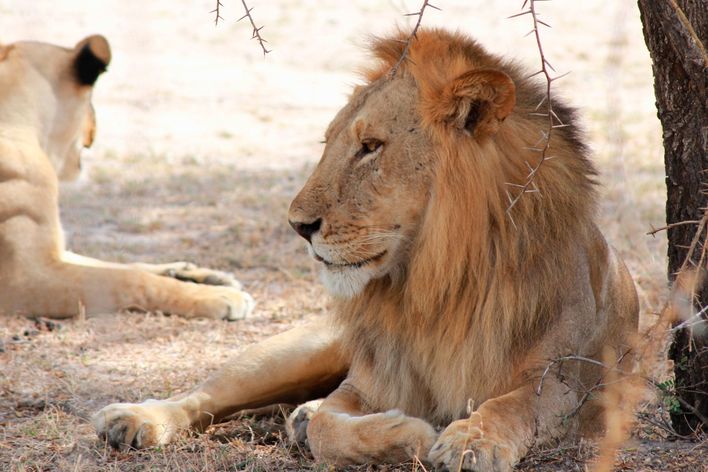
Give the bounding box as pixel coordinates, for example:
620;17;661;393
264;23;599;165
289;29;518;298
0;35;111;180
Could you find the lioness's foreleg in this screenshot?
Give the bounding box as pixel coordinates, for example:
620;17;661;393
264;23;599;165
305;384;437;465
429;378;577;472
62;251;241;287
93;319;347;450
7;257;254;320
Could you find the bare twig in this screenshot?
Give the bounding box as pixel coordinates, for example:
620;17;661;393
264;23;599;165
635;411;687;439
647;219;701;236
506;0;566;214
670;304;708;332
389;0;440;77
211;0;224;26
537;345;708;442
677;207;708;277
237;0;271;56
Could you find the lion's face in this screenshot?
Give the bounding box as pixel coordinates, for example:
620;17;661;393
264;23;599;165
0;36;110;181
289;76;435;297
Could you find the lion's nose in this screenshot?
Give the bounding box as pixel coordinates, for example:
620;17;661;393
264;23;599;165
289;218;322;243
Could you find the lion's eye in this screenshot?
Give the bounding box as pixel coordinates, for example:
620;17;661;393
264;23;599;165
356;139;383;159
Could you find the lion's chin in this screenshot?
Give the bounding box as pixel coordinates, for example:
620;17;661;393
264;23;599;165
320;266;373;299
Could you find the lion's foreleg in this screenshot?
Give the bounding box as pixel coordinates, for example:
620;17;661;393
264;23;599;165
93;320;347;450
429;378;577;472
306;385;437;466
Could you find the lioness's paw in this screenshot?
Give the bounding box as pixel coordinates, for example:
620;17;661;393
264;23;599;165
286;399;323;446
428;419;516;472
173;266;243;289
150;262;243;289
93;400;185;451
222;290;255;321
195;287;256;321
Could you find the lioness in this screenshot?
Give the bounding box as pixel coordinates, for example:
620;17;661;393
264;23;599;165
0;36;254;320
94;29;638;471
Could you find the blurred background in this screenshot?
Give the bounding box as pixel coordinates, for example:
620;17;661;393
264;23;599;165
1;1;673;470
2;0;667;313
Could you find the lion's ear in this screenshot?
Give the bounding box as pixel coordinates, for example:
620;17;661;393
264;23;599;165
73;35;111;86
428;69;516;137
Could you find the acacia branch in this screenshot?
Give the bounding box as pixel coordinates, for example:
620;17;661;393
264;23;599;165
537;351;708;436
677;207;708;277
237;0;271;56
389;0;440;77
211;0;224;26
506;0;566;215
647;219;701;236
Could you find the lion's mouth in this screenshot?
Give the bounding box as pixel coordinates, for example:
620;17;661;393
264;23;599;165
314;250;388;269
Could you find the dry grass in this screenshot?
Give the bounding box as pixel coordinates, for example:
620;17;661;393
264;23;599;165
1;0;706;470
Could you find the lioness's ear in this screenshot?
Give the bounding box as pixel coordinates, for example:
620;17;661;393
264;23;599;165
73;35;111;86
0;44;11;62
428;69;515;138
83;104;97;148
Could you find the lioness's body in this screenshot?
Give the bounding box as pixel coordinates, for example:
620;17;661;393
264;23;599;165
0;37;254;320
94;30;638;471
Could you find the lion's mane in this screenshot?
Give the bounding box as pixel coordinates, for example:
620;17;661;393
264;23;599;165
336;29;599;424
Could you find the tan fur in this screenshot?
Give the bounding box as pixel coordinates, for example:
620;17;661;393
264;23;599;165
93;29;637;471
0;36;254;320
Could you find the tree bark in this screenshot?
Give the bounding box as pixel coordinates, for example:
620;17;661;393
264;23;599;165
637;0;707;435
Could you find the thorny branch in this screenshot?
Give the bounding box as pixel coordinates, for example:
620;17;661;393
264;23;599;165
635;411;693;439
671;304;708;332
505;0;568;216
212;0;270;56
211;0;224;25
677;207;708;277
389;0;440;78
238;0;271;56
537;348;708;439
647;219;701;236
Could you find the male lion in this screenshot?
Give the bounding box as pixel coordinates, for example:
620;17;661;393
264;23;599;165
0;36;254;320
94;29;638;471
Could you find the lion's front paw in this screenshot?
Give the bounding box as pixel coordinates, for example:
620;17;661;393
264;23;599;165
308;409;438;465
93;400;188;451
286;399;323;446
428;418;516;472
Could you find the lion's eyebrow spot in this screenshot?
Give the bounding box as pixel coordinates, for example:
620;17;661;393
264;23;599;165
352;118;366;139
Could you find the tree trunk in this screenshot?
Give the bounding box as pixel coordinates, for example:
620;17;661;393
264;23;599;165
637;0;707;435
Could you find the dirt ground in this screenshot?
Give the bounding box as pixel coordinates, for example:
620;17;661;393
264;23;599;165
1;0;706;470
